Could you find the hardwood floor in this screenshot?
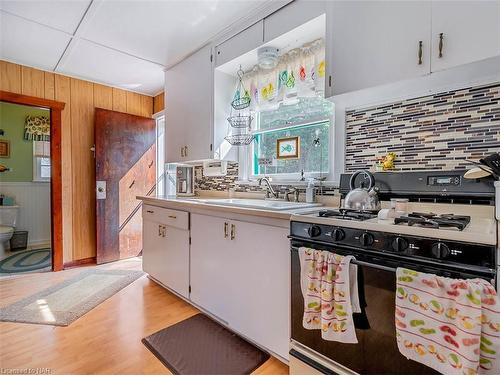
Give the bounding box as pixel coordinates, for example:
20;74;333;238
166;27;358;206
0;258;289;374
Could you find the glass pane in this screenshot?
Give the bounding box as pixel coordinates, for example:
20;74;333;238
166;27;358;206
252;121;329;175
40;157;51;166
258;97;333;131
40;166;51;178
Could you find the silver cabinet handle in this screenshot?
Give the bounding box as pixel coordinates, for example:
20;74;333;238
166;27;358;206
224;222;229;238
158;225;166;237
181;146;184;157
146;210;154;213
438;33;444;58
230;224;235;240
168;215;177;219
184;145;188;157
418;41;423;65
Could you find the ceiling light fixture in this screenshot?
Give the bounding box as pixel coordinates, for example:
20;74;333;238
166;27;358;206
257;46;279;69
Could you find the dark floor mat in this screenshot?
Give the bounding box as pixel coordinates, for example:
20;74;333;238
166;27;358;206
142;313;270;375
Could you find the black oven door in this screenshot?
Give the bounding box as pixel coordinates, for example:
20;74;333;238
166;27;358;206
291;242;443;374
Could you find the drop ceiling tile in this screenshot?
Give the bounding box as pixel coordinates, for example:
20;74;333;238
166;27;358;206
80;0;266;66
57;38;164;95
0;0;90;34
0;11;72;71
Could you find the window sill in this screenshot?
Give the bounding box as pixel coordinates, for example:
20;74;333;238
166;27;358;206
235;179;339;188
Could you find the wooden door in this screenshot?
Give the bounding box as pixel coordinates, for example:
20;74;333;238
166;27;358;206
430;1;500;72
95;108;156;264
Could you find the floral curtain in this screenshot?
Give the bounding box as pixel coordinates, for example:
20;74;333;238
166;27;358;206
242;38;325;110
24;115;50;141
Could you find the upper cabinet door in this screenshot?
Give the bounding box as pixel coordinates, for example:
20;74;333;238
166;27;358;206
165;44;213;162
330;1;431;95
215;20;263;67
263;0;326;43
430;1;500;72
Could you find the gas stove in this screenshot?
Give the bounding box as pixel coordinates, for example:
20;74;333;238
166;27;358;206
291;170;497;273
394;212;471;231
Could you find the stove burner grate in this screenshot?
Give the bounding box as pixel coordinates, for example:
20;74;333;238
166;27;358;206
394;212;471;231
318;209;378;221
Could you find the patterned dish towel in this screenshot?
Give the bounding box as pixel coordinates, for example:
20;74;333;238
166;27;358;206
395;268;500;374
299;247;359;343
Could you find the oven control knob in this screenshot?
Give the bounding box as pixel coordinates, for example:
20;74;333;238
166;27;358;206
391;236;409;252
331;228;345;242
308;225;322;238
431;242;451;259
360;232;374;246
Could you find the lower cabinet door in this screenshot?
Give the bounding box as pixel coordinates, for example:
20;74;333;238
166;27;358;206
142;218;190;298
190;213;233;321
229;220;290;360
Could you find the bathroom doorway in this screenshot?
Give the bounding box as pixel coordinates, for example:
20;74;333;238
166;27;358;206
0;91;65;272
0;102;52;275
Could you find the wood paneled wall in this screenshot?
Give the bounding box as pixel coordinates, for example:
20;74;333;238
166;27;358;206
0;60;154;263
153;92;165;114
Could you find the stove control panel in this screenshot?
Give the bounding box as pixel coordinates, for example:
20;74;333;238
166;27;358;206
290;221;495;269
428;175;461;186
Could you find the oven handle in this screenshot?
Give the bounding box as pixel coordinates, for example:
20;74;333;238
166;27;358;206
291;245;396;273
291;245;495;282
352;259;396;273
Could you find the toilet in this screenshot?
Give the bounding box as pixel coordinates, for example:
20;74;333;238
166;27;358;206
0;205;19;255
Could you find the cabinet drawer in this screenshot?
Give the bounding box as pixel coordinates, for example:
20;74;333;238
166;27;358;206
142;204;189;230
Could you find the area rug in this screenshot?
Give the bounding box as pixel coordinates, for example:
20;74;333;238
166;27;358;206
0;248;51;274
0;269;144;326
142;314;270;375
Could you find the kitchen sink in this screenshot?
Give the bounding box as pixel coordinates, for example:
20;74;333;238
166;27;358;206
182;198;322;211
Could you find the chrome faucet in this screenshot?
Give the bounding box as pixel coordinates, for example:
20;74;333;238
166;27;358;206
258;177;279;199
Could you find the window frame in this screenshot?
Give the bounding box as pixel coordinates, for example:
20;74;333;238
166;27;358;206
32;141;51;183
241;112;335;183
153;111;165;195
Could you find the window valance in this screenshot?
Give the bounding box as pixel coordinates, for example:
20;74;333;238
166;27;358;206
24;115;50;141
242;38;325;110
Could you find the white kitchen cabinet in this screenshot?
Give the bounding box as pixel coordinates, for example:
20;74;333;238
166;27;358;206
430;1;500;72
329;1;431;95
228;219;290;360
142;205;190;298
263;0;326;43
190;213;290;359
165;44;213;162
215;20;263;68
190;214;234;321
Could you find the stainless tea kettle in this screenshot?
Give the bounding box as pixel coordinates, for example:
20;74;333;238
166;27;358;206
344;170;381;211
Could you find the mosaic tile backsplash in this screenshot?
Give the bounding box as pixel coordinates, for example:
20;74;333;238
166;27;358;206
194;162;335;194
345;82;500;171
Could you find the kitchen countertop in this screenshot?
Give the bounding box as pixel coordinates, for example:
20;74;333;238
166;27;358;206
137;195;322;220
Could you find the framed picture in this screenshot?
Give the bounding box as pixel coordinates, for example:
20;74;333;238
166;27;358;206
276;136;300;159
0;140;10;158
